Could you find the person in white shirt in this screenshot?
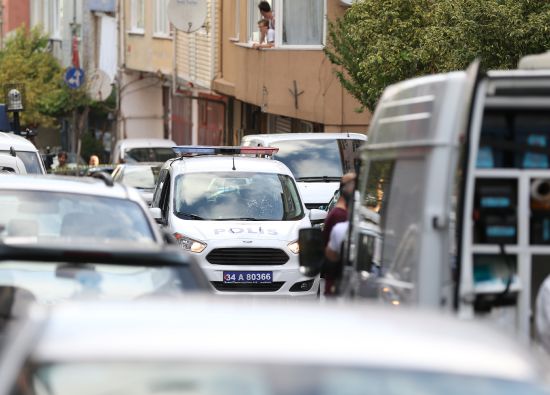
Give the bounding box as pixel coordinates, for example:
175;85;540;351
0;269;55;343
536;275;550;353
325;221;349;264
253;19;275;49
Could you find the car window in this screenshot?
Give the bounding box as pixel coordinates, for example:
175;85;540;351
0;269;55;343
22;363;550;395
0;191;156;244
174;172;304;221
115;166;161;190
0;150;43;174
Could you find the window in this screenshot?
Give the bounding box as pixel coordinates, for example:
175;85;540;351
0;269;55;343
51;0;62;38
130;0;145;33
247;0;325;48
154;0;170;37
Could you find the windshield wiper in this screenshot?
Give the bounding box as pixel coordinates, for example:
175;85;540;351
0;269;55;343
296;176;341;182
175;212;204;220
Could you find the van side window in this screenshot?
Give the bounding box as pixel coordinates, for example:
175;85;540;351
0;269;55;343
159;174;171;221
152;169;168;208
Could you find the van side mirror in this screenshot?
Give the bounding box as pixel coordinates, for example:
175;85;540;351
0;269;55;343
309;209;327;223
298;227;324;277
149;207;164;225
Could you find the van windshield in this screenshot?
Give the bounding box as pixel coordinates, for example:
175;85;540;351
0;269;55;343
272;139;362;181
0;150;43;174
174;172;304;221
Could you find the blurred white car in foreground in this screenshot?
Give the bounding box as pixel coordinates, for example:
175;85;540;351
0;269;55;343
0;175;170;246
0;299;547;395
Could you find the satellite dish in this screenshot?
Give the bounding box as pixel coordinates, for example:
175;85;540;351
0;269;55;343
168;0;208;33
87;69;113;102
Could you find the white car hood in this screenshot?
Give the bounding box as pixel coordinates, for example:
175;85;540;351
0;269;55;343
173;219;308;242
297;181;339;206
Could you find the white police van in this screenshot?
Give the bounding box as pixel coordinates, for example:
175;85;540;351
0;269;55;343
150;146;326;296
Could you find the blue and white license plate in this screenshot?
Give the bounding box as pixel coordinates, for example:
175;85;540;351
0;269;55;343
223;271;273;284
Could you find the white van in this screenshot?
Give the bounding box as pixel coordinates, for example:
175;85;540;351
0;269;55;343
111;138;177;164
0;132;45;174
241;133;366;209
150;146;326;297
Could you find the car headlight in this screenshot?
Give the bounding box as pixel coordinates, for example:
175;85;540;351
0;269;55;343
287;240;300;254
173;233;207;253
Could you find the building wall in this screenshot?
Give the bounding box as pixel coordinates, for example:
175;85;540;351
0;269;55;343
123;0;172;75
175;0;220;89
119;0;173;140
214;0;370;133
2;0;30;39
119;72;164;139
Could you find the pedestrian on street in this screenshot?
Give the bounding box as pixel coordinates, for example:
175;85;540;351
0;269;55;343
57;151;68;169
321;172;356;295
89;155;100;167
536;275;550;353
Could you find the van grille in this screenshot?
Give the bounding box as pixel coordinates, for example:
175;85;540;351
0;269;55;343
206;248;289;265
211;282;285;292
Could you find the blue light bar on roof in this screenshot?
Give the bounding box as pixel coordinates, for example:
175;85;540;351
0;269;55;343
172;146;279;157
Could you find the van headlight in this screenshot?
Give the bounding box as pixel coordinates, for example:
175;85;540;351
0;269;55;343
173;233;207;253
287;240;300;254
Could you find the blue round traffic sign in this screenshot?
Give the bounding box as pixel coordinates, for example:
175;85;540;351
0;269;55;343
64;67;85;89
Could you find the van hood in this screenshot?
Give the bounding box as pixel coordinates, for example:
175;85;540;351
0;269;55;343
297;181;339;206
173;219;308;242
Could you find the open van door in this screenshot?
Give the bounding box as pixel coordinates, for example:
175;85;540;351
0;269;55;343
355;61;482;308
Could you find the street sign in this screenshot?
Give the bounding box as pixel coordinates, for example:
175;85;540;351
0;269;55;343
64;67;85;89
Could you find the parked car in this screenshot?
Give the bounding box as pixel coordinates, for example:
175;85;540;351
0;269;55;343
111;138;177;164
111;162;162;206
0;298;547;395
241;133;366;209
0;132;45;174
0;175;173;246
0;155;26;174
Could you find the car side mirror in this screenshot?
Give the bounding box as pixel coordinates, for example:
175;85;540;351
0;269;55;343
149;207;164;225
298;227;324;277
309;209;327;223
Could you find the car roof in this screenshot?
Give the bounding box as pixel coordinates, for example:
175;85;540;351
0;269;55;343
116;138;176;149
166;156;293;176
0;132;39;152
0;174;142;201
242;132;367;143
29;299;539;382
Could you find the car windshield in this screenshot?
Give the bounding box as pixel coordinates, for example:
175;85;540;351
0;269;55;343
174;172;304;221
0;262;194;305
0;190;156;244
125;148;175;163
26;364;550;395
0;150;43;174
115;165;161;190
271;139;363;181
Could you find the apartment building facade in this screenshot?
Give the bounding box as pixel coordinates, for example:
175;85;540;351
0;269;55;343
214;0;369;143
1;0;30;47
118;0;172;141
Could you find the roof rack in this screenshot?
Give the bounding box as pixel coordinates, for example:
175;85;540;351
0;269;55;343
172;146;279;157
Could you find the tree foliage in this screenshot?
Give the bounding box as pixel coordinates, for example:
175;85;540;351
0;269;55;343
0;26;62;128
326;0;550;111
